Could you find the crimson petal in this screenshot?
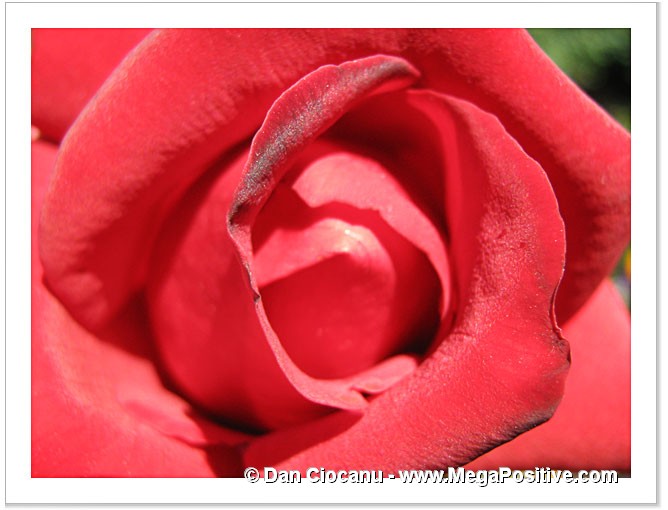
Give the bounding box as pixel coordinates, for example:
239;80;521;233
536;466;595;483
283;140;452;318
146;146;425;430
252;146;444;380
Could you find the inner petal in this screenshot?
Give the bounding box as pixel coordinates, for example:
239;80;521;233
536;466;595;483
253;154;443;380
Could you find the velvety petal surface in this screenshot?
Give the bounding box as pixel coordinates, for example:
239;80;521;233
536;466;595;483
32;140;245;477
243;91;569;471
466;279;630;472
40;29;628;336
31;29;152;142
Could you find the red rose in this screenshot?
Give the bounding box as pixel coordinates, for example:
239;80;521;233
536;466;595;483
32;29;630;477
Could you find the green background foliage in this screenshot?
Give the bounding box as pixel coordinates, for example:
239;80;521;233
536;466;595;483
528;29;631;306
529;28;631;130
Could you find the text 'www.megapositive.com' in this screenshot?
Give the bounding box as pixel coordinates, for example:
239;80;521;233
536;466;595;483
244;467;619;485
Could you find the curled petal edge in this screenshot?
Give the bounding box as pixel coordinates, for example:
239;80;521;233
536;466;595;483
227;55;421;412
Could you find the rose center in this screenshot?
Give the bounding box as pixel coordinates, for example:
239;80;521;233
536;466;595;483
252;146;443;379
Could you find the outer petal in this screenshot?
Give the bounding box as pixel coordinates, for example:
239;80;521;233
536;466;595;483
40;29;627;332
466;279;631;472
32;140;244;477
244;92;569;471
31;29;152;142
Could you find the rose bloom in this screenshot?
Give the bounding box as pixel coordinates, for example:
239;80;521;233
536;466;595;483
31;29;630;477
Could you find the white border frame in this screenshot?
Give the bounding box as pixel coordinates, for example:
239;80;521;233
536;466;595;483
4;1;658;504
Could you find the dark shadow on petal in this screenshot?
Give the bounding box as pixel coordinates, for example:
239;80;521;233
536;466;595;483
244;411;362;470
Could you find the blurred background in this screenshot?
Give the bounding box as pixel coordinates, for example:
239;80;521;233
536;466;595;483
528;28;631;308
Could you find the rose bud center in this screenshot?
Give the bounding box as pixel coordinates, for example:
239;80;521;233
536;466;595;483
252;148;442;379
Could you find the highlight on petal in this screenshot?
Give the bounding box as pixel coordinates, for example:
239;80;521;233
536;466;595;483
282;138;452;318
253;160;443;380
245;91;568;472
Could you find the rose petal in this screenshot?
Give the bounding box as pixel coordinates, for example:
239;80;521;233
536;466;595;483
32;140;243;476
227;54;419;236
32;285;243;476
118;388;251;448
426;30;629;321
465;279;630;472
244;92;568;471
256;215;438;380
31;29;152;142
284;138;452;318
253;160;442;379
40;28;296;330
41;29;627;332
